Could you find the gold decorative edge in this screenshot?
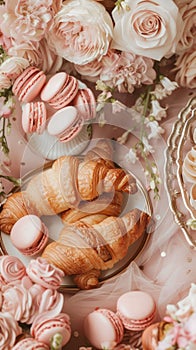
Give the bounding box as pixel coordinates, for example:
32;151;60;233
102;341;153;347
164;95;196;249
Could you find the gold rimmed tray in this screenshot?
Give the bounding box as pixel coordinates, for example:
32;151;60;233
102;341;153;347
0;160;152;291
165;96;196;249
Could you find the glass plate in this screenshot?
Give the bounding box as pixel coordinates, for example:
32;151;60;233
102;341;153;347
165;96;196;249
0;160;152;291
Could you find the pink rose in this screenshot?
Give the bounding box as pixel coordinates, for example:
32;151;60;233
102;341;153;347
8;39;63;74
112;0;183;60
0;312;22;350
0;255;26;283
46;0;113;65
174;46;196;88
26;257;64;290
175;0;196;53
74;59;103;82
1;0;62;43
100;50;156;93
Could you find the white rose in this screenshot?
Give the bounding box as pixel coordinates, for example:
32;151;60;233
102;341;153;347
111;0;183;60
46;0;113;65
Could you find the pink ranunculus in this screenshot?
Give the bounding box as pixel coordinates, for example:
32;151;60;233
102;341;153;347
111;0;183;61
100;50;156;93
174;46;196;89
0;255;26;283
26;257;64;290
1;0;62;43
0;312;22;350
46;0;113;65
8;38;63;74
0;56;29;80
175;0;196;53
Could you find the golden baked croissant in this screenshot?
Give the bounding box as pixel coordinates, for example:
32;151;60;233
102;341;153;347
61;191;123;225
42;209;150;289
0;155;137;234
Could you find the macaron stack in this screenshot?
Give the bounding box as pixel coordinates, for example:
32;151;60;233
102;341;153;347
41;71;79;109
84;290;156;349
10;215;49;256
12;66;96;159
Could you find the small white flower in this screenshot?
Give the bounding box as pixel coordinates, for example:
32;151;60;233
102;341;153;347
151;83;169;100
150;179;156;190
146;120;165;139
142;137;154;154
151;99;167;121
160;76;179;93
128;148;138;163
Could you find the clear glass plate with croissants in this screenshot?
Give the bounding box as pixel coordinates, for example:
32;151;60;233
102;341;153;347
0;139;153;291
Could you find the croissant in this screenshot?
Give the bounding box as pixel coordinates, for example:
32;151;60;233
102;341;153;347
0;155;137;234
42;209;151;289
61;191;123;225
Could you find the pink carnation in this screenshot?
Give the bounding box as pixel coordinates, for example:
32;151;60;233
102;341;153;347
100;50;156;93
1;0;62;43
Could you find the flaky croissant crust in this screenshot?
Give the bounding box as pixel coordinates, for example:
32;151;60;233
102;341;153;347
42;209;151;289
0;154;137;234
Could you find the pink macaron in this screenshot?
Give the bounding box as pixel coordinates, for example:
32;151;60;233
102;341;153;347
12;66;46;103
116;291;156;331
12;338;49;350
73;87;96;121
84;308;124;349
47;105;84;143
41;71;79;109
22;101;47;134
10;215;49;256
31;313;71;347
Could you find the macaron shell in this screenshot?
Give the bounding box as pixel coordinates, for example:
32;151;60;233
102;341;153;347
13;67;46;103
20;72;46;103
10;215;48;256
49;76;79;109
41;72;69;102
22;103;31;133
59;114;84;143
36;102;47;134
12;66;39;96
84;309;123;349
73;88;96;120
117;291;156;331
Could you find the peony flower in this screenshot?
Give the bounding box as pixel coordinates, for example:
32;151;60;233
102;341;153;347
1;0;62;43
46;0;113;65
26;257;64;290
174;46;196;88
8;38;63;74
0;312;22;350
100;50;156;93
0;56;29;80
111;0;183;60
175;0;196;53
